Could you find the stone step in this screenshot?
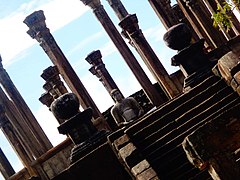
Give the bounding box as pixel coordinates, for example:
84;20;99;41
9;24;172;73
126;75;220;136
139;88;237;156
121;73;239;179
148;101;240;179
184;169;210;180
165;161;200;179
127;77;228;143
146;96;239;162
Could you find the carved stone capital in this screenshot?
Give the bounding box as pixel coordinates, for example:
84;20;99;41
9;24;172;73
41;66;60;82
39;92;54;108
119;14;139;35
80;0;101;9
23;10;47;33
85;50;102;65
106;0;120;6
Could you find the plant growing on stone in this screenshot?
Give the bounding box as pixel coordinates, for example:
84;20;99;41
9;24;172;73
212;0;240;32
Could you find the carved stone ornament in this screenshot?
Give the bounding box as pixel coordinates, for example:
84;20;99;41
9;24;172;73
80;0;101;9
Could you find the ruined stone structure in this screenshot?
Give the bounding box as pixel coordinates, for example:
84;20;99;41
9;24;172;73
1;0;240;180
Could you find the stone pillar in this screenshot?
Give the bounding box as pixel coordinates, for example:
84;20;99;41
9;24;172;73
79;0;164;107
0;148;15;179
0;105;37;176
106;0;128;19
23;11;102;120
176;0;215;49
183;0;227;48
119;14;181;98
86;50;122;96
147;0;180;29
0;85;44;158
0;56;52;154
107;0;181;98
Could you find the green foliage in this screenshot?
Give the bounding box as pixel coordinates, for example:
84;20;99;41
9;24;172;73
212;0;239;32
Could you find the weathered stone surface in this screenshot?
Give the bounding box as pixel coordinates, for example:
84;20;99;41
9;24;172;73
182;104;240;179
113;134;130;151
131;159;150;176
234;71;240;85
136;167;158;180
53;143;131;180
218;51;240;84
119;143;136;160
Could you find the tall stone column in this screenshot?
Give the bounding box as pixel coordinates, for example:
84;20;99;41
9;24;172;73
121;15;181;98
0;105;37;176
107;0;181;98
0;56;52;153
147;0;180;29
0;86;44;158
0;148;15;179
79;0;164;107
183;0;227;48
176;0;215;49
23;11;102;119
86;50;123;96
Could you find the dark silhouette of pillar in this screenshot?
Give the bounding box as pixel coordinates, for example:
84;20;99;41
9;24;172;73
107;0;181;98
147;0;180;29
0;85;44;158
176;0;216;49
0;56;52;154
23;10;102;119
86;50;122;96
0;148;15;179
79;0;164;107
183;0;227;48
0;104;37;177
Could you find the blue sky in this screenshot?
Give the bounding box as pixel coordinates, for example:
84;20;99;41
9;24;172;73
0;0;179;178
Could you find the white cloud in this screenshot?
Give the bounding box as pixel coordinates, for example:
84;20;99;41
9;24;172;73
143;24;167;42
0;0;89;66
67;31;104;57
72;40;118;77
100;41;117;57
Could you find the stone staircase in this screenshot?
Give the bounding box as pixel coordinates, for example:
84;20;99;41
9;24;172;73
119;74;240;179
